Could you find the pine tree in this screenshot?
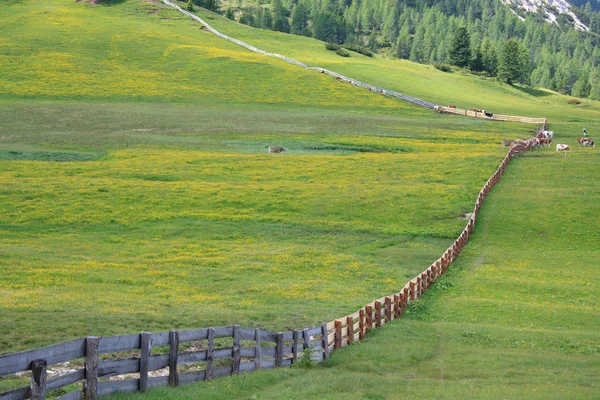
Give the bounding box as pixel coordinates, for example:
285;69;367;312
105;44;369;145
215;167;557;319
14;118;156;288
262;8;274;29
499;39;529;84
449;27;471;68
225;7;235;20
470;46;484;72
291;2;311;37
186;0;194;12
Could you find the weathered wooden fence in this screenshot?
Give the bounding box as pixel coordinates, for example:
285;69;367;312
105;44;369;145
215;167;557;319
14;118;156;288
438;106;547;125
0;127;546;400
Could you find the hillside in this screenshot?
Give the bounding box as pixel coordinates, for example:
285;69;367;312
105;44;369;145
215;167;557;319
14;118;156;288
0;0;599;399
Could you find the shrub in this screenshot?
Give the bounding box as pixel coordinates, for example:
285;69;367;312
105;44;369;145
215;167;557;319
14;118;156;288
343;43;373;57
434;63;452;73
325;43;340;51
297;348;318;369
335;48;350;57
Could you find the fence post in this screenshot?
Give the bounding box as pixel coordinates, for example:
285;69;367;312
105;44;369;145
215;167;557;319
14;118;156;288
334;320;342;350
399;292;406;315
84;336;99;400
359;309;365;341
30;359;47;400
410;281;416;300
321;323;330;360
347;316;354;345
233;325;241;375
365;306;372;334
393;294;400;318
139;332;151;392
168;330;179;387
275;332;283;367
253;328;261;371
207;328;215;380
302;328;309;351
375;301;382;328
292;330;299;364
385;297;392;322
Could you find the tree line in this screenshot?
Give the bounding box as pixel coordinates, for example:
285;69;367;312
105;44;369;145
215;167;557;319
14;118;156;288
217;0;600;99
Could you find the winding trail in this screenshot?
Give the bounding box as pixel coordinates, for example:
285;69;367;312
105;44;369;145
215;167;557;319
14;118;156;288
161;0;439;109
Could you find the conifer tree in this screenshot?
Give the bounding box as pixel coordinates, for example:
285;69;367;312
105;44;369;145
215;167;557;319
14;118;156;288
449;27;471;67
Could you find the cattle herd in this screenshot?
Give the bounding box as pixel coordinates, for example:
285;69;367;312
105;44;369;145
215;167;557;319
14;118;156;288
502;129;595;153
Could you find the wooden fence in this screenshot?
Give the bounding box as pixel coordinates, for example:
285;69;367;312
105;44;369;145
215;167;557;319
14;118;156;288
0;127;547;400
438;106;547;125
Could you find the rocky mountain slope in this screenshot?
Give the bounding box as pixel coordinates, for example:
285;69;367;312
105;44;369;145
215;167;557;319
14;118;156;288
501;0;589;30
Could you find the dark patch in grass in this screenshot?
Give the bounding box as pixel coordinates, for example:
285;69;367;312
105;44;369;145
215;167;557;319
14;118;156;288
0;150;100;162
131;174;180;182
305;145;388;153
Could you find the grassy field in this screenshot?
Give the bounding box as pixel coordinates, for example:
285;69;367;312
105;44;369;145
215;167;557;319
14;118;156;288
114;146;600;400
1;0;599;398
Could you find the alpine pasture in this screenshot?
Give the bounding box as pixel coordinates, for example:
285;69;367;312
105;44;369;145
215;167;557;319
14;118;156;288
0;0;598;399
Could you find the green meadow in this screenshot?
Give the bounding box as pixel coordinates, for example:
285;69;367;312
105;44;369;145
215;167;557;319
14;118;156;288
0;0;599;398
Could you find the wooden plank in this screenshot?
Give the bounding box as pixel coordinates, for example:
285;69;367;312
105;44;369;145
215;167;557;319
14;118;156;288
375;302;382;328
326;321;335;332
240;361;256;373
98;358;138;377
232;325;241;375
213;326;234;339
359;308;365;341
385;297;392;322
306;327;322;337
0;385;29;400
55;389;82;400
0;338;86;376
327;332;335;344
206;328;214;380
178;371;205;386
30;360;47;400
139;332;151;392
84;337;99;400
261;359;275;370
147;376;168;389
47;369;85;391
259;330;278;343
149;331;170;347
365;306;372;335
254;328;261;370
346;316;354;346
97;379;138;397
393;294;400;318
168;331;179;387
281;332;294;341
239;327;256;341
275;333;283;368
177;328;208;343
302;329;310;350
97;334;140;354
261;347;276;358
292;330;299;364
334;320;342;350
321;323;329;360
148;354;169;371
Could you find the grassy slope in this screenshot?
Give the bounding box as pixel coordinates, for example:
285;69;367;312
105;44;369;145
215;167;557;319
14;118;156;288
115;147;600;400
103;5;600;400
0;0;536;358
0;0;598;398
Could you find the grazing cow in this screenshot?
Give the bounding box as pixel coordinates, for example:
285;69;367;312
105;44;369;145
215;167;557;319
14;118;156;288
582;139;595;148
539;138;552;147
556;144;570;152
542;130;554;139
268;146;286;154
502;139;514;147
448;105;456;108
485;112;494;118
577;137;595;147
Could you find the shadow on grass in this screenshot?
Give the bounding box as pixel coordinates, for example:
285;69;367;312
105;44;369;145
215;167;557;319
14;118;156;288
97;0;128;6
513;85;552;98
